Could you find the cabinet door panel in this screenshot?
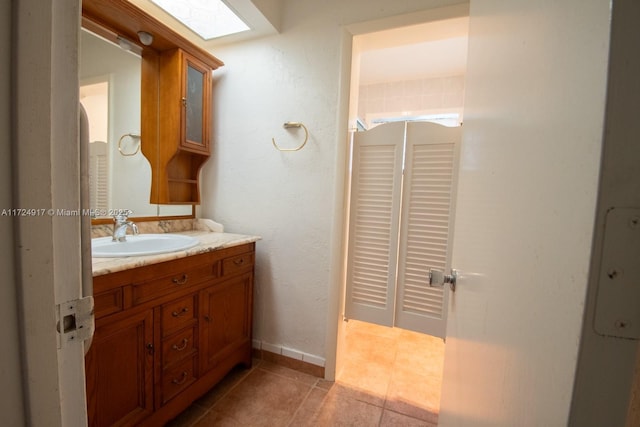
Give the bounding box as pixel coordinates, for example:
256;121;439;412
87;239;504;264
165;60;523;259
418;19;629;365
85;309;154;427
185;63;204;144
181;53;210;154
201;274;252;372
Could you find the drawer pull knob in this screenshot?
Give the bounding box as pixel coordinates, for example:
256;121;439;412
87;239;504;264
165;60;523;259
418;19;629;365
171;307;190;317
146;343;154;355
172;274;188;285
233;258;245;266
172;338;189;351
204;315;211;322
171;371;188;385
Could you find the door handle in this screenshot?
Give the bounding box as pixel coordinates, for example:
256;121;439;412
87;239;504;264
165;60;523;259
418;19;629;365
428;268;458;292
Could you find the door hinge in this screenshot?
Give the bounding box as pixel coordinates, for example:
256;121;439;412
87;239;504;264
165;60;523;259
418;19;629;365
56;296;95;348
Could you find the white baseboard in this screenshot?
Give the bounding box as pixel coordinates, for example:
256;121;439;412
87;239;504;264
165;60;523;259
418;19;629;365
252;340;326;367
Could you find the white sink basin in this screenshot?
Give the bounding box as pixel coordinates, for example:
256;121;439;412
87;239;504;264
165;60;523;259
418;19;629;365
92;234;199;258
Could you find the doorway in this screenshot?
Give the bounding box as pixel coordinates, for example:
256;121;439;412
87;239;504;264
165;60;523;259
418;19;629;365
332;10;469;423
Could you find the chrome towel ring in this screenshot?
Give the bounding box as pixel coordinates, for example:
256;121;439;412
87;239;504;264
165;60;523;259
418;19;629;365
272;122;308;152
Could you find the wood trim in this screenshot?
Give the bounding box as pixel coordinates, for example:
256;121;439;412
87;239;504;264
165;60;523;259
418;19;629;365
626;344;640;427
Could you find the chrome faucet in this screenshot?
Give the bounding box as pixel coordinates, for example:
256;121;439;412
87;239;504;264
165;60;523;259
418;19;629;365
112;211;139;242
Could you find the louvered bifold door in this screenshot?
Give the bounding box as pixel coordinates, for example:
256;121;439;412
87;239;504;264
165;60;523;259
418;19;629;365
345;122;405;327
394;122;460;337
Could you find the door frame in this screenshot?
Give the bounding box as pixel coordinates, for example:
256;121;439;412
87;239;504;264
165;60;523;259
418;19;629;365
324;2;471;381
13;0;88;425
569;1;640;424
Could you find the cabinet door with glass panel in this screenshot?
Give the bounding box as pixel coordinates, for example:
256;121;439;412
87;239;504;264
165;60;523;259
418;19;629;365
181;52;211;154
159;49;211;156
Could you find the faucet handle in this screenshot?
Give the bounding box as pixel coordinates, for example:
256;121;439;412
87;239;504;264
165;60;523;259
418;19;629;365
113;209;133;223
111;210;137;242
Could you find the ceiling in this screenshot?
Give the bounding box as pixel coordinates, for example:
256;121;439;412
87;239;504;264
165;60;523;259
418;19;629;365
356;17;469;85
127;0;281;47
125;1;469;84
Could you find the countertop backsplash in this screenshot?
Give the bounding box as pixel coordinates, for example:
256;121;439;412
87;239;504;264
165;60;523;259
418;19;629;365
91;218;224;238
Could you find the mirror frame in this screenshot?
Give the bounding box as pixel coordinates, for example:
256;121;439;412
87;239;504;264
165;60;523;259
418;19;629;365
82;0;223;225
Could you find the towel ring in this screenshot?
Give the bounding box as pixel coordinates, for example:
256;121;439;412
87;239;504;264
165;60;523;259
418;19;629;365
272;122;308;152
118;133;141;156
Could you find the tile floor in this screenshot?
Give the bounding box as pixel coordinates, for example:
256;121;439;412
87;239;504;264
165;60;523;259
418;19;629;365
167;320;445;426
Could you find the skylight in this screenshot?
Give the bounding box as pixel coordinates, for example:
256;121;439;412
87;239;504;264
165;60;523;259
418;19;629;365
151;0;249;40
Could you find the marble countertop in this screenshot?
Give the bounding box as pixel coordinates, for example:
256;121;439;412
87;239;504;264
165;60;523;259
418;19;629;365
92;231;261;277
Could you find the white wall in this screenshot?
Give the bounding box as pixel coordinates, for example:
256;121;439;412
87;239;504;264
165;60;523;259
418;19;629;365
201;0;469;365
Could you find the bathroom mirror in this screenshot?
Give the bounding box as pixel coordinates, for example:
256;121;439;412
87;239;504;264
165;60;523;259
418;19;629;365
79;28;193;220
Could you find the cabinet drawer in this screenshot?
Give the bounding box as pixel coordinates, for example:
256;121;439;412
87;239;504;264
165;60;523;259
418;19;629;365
132;261;219;305
162;327;196;368
222;252;254;277
161;295;197;336
93;288;123;319
161;356;197;404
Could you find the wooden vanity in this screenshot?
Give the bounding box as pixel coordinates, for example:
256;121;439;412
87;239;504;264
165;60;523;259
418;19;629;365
81;1;253;423
86;241;255;426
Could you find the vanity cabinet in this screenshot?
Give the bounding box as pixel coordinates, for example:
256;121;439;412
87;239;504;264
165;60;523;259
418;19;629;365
86;243;255;427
